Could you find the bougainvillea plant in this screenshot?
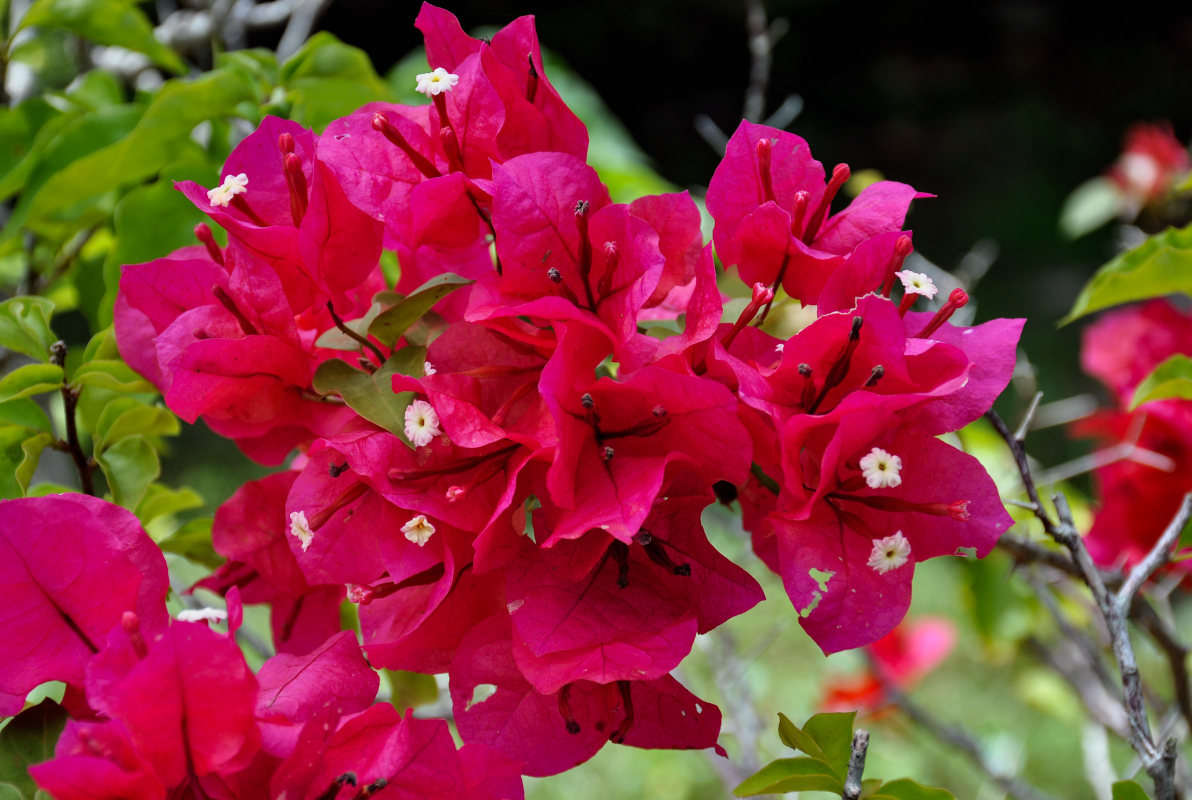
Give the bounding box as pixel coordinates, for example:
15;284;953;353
0;4;1039;798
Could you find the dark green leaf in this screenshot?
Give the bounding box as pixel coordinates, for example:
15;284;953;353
802;711;857;773
1112;780;1152;800
0;363;63;403
0;98;59;191
777;712;829;762
19;0;186;74
0;699;67;798
0;296;56;361
280;32;391;129
866;778;957;800
733;757;844;797
312;348;426;442
158;516;219;568
367;274;470;348
1130;354;1192;409
1063;222;1192;324
0;399;51;433
384;670;439;710
95;434;158;508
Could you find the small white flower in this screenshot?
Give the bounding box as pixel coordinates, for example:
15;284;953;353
424;361;437;376
894;270;938;299
867;532;912;574
404;399;442;447
177;607;228;623
859;447;902;489
402;514;436;547
207;173;248;207
289;510;314;552
775;343;785;353
415;67;459;96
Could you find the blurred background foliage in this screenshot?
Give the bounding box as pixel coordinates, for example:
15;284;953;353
2;0;1191;798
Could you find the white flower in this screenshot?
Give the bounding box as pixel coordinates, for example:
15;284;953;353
404;399;442;447
289;510;314;552
177;607;228;623
775;343;785;353
867;532;912;574
402;514;436;547
894;270;938;299
415;67;459;96
424;361;437;376
859;447;902;489
207;173;248;207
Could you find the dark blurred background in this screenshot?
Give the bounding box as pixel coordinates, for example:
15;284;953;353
309;0;1192;414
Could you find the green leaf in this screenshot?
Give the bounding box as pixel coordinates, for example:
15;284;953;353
0;426;30;498
136;484;203;527
24;68;255;224
1063;222;1192;324
69;359;154;394
158;516;219;568
1112;780;1151;800
866;778;956;800
0;699;67;798
801;711;857;773
384;670;439;710
0;296;56;361
93;398;178;450
19;0;186;74
1059;177;1122;239
315;290;401;350
367;275;470;348
0;398;52;433
312;347;426;442
280;32;392;129
16;432;53;495
777;712;829;762
0;363;63;403
0;98;60;191
733;757;844;797
95;434;158;508
1130;354;1192;409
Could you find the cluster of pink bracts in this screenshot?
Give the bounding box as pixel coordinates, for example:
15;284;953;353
6;3;1024;796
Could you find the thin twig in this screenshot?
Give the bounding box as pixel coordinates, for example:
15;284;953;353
842;729;869;800
1013;391;1044;442
326;301;386;368
50;341;95;496
1116;494;1192;615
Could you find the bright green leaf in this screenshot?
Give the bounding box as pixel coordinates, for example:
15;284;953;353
0;398;52;432
367;275;470;348
69;359;154;394
1130;354;1192;409
0;296;56;361
866;778;956;800
385;670;438;711
158;516;219;568
1059;177;1122;239
136;484;203;527
1063;222;1192;324
95;434;158;508
19;0;186;74
312;347;426;442
1112;780;1152;800
733;757;844;797
16;432;53;495
777;712;829;762
25;69;255;224
0;363;63;403
801;711;857;773
93;398;178;450
280;32;392;129
63;68;125;110
0;699;67;798
0;426;30;498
